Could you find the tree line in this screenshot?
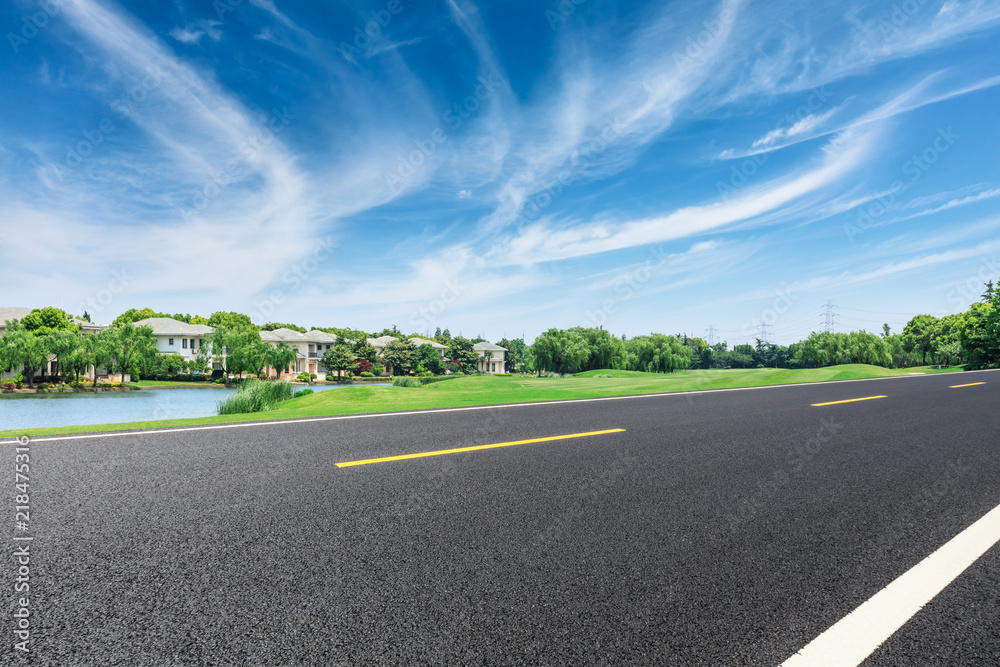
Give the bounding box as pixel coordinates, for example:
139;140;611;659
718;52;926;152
526;278;1000;374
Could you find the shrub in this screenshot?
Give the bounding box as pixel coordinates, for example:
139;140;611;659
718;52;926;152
354;359;373;375
293;388;314;398
217;379;293;415
392;376;423;388
359;371;374;378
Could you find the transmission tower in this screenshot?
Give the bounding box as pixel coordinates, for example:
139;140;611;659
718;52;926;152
821;301;840;333
756;323;770;344
705;325;718;346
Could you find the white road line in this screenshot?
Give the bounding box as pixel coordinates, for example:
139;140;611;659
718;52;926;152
3;368;998;444
782;502;1000;666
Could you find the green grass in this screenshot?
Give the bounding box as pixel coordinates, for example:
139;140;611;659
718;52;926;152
0;364;957;438
216;379;293;415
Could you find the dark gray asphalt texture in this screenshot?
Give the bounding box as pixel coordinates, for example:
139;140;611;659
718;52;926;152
3;370;1000;666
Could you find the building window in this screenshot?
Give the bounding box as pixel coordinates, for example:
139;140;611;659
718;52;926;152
182;339;188;349
168;338;174;346
191;339;196;349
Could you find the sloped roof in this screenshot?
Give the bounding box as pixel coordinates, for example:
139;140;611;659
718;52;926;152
134;317;214;336
409;337;447;349
305;330;339;343
474;342;507;352
367;335;399;347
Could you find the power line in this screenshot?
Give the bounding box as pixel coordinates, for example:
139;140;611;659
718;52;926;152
705;325;718;346
756;323;770;344
821;301;840;333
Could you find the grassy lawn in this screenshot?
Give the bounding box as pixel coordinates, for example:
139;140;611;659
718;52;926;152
0;364;946;438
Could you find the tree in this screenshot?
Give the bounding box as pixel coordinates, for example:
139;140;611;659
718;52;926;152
624;334;690;373
383;339;417;375
207;311;255;331
352;339;379;364
267;341;298;380
497;337;526;373
111;307;160;327
23;307;78;333
0;321;48;388
983;280;996;303
960;284;1000;369
902;315;940;365
107;323;157;380
45;329;82;382
80;329;114;387
882;323;891;338
446;336;478;372
322;339;356;378
261;322;307;333
239;338;270;379
416;343;445;375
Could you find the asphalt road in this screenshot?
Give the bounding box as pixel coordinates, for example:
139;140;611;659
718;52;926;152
2;370;999;665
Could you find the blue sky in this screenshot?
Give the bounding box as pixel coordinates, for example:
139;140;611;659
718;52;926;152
2;0;999;344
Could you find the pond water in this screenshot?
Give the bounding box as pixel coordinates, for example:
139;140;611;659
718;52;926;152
0;383;391;431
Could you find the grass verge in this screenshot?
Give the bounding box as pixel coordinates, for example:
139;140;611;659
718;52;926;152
0;364;964;438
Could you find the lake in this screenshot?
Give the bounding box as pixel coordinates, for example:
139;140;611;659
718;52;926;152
0;383;390;431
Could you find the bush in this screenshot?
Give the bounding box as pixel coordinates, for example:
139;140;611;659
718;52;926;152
392;376;423;388
293;388;314;398
217;379;293;415
359;371;374;378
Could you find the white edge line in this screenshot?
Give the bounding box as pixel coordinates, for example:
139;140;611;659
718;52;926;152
3;369;997;444
781;501;1000;666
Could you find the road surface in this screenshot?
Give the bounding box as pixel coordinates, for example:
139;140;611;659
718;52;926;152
3;370;999;665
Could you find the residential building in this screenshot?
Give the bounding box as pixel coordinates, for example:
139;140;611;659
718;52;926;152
134;317;213;364
474;342;507;374
1;307;101;380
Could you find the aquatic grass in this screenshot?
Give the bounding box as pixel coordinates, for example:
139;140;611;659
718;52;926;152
217;379;293;415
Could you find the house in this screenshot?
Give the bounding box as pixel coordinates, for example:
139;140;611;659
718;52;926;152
260;328;340;379
1;307;101;380
474;342;507;374
134;317;213;364
408;337;448;358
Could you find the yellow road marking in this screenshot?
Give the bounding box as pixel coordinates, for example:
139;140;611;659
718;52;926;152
950;382;985;388
811;395;887;407
336;428;626;468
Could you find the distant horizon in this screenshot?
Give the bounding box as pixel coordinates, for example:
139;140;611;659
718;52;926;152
5;300;987;349
3;1;999;347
